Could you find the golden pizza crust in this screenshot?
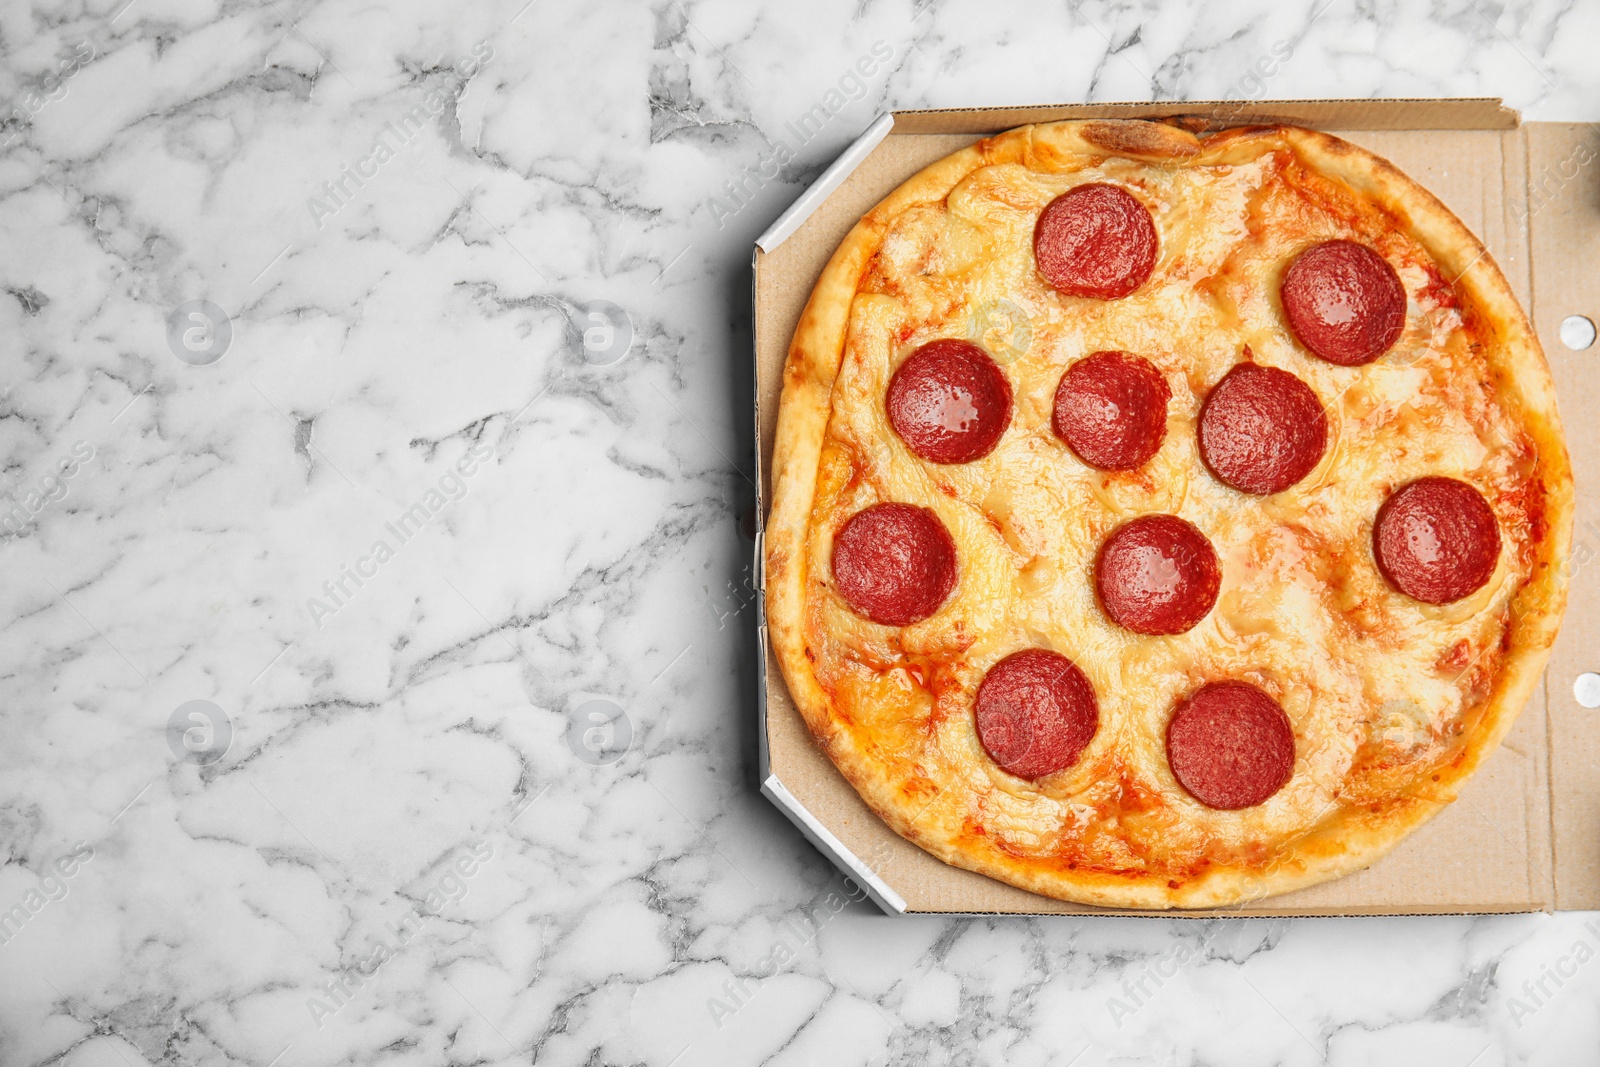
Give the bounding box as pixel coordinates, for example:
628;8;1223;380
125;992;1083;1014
765;120;1572;910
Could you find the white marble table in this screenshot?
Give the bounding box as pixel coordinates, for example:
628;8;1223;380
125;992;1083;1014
0;1;1596;1064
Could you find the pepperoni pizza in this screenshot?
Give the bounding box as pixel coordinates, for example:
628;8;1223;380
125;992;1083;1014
764;120;1572;909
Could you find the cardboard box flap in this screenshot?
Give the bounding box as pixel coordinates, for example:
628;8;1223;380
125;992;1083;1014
758;113;895;253
1526;122;1600;911
889;98;1519;135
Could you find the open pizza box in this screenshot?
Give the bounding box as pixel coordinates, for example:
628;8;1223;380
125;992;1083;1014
750;98;1600;917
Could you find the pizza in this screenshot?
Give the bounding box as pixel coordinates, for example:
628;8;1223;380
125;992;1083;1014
763;119;1573;910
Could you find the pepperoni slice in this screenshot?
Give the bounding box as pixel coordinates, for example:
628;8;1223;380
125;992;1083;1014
1198;361;1329;495
1167;682;1296;810
831;503;957;625
1052;351;1171;471
974;649;1099;780
886;339;1013;464
1373;477;1501;604
1034;183;1158;300
1095;515;1220;635
1280;240;1407;366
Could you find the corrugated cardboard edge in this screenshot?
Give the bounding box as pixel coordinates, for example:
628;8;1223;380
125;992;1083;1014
753;98;1594;916
752;116;904;914
756;113;896;253
1526;122;1600;910
759;773;907;915
887;97;1519;134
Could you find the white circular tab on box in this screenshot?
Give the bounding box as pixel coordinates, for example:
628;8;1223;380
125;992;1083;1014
1559;314;1596;352
1573;672;1600;709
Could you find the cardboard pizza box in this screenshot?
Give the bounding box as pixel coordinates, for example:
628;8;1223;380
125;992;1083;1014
751;98;1600;917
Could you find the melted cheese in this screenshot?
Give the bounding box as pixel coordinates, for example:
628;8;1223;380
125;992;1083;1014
801;149;1543;880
